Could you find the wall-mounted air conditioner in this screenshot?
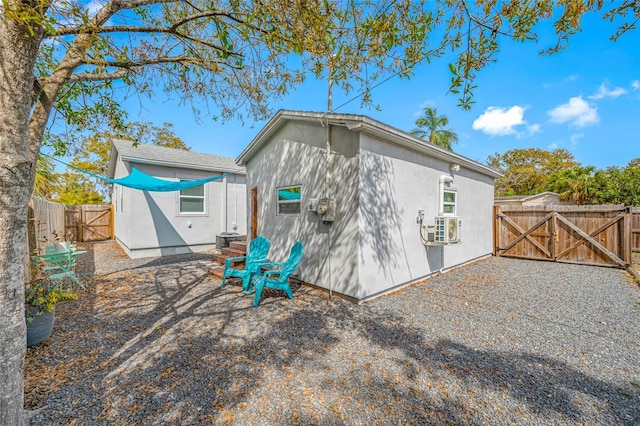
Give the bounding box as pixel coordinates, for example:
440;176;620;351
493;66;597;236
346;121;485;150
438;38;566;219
434;216;461;244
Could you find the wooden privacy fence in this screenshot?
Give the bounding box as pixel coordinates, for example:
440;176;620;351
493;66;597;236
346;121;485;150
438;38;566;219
494;204;633;269
27;198;112;255
65;204;113;242
28;196;67;255
632;207;640;253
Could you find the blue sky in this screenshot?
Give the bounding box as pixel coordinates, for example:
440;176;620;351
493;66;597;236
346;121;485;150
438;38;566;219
121;13;639;170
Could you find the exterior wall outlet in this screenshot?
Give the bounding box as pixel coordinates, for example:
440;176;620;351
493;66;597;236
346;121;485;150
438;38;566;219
308;198;318;212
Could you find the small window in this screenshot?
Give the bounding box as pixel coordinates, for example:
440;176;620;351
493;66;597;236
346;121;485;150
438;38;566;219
277;185;301;215
443;190;457;215
180;182;205;214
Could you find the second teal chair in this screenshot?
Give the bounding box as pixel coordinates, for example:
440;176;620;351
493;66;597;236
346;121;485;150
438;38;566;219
251;241;303;307
221;236;271;292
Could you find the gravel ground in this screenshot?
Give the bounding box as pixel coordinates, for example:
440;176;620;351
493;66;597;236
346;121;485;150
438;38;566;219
25;240;640;425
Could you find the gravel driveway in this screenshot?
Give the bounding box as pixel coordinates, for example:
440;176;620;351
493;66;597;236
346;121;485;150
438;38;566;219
25;241;640;425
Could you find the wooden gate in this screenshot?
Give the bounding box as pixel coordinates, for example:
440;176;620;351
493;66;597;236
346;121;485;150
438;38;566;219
632;207;640;253
65;204;113;242
495;205;632;268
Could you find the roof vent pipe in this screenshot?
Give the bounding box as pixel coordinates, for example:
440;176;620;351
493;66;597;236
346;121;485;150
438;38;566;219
438;175;454;216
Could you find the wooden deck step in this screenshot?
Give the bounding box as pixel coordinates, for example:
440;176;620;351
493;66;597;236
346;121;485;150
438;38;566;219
229;241;247;252
212;253;245;266
209;267;225;279
221;247;245;257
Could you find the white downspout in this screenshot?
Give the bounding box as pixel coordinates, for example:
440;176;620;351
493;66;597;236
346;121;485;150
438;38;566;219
233;174;238;231
222;175;228;233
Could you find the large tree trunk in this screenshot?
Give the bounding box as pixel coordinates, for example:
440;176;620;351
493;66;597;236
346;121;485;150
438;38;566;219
0;5;43;425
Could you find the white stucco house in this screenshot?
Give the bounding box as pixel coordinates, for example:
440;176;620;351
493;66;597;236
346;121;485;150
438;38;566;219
237;110;501;303
108;139;246;258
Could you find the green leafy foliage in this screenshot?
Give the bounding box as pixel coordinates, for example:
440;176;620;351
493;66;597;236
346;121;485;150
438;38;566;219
488;148;578;196
52;173;105;205
24;0;637;154
489;149;640;206
33;155;59;198
546;165;597;205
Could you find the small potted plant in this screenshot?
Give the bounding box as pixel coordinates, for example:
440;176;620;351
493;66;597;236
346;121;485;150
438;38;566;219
25;276;78;347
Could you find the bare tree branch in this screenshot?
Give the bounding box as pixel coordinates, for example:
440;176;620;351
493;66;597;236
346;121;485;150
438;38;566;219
83;56;243;70
49;6;289;51
68;70;130;82
50;25;241;57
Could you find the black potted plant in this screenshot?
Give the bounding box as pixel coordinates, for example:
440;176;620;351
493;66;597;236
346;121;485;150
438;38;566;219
25;276;78;347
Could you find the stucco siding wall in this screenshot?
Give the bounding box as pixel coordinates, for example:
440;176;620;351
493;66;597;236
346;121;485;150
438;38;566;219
113;160;246;257
246;121;361;298
113;157;132;248
223;174;247;234
357;135;495;299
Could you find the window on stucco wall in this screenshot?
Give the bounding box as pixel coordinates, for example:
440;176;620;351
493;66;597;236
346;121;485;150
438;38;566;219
443;189;457;215
179;182;206;214
277;185;301;215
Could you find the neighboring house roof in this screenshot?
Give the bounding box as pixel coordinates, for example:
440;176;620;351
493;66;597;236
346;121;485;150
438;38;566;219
236;110;502;179
494;192;559;202
108;139;245;178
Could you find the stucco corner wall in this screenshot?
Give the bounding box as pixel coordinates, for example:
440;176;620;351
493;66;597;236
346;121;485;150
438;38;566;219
245;121;362;299
357;134;495;300
244;119;496;303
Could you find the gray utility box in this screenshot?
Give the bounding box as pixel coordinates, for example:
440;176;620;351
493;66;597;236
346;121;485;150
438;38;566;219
216;232;245;249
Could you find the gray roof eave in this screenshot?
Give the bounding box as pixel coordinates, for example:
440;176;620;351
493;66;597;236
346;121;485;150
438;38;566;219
111;139;245;175
347;119;503;179
119;155;245;174
237;110;502;179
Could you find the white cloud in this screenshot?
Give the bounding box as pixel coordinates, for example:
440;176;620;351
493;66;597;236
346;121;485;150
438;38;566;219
569;133;584;148
632;80;640;91
527;123;541;136
543;75;578;89
548;97;598;127
412;100;436;117
472;106;527;136
548;142;559;150
589;83;627;100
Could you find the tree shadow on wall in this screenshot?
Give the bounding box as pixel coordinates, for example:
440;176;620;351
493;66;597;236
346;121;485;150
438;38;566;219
359;152;410;279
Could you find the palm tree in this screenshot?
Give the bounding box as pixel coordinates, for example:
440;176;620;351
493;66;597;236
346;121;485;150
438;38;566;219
410;107;458;151
33;155;58;198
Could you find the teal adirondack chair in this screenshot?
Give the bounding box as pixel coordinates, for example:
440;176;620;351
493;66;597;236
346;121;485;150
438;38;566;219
251;241;303;307
221;236;271;292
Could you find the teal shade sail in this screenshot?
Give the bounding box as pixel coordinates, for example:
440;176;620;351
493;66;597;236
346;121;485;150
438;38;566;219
105;167;228;191
40;152;233;192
